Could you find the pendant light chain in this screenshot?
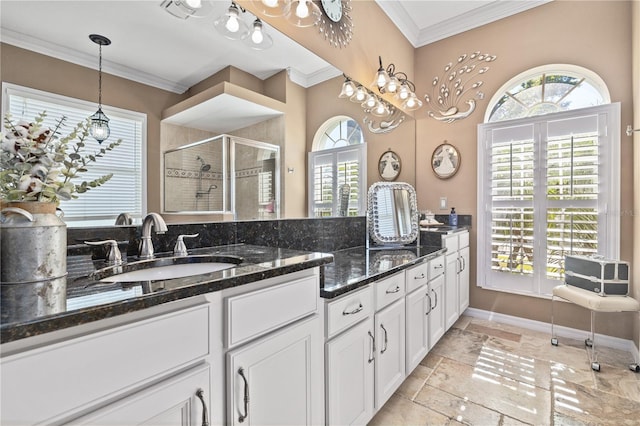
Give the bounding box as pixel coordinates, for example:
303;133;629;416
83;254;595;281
98;42;103;108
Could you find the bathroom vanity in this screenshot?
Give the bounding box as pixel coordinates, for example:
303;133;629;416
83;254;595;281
0;194;470;425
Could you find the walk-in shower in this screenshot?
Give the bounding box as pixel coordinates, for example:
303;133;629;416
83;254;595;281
163;134;280;218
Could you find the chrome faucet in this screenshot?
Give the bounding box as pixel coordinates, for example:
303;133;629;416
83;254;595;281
139;212;168;259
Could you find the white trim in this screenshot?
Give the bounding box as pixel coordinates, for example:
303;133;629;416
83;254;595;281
375;0;551;48
1;28;189;94
464;307;638;356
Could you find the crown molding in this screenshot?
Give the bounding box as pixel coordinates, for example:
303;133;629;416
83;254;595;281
376;0;552;48
1;28;191;94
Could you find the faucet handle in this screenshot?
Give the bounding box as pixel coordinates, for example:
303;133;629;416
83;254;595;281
173;234;199;257
85;240;123;265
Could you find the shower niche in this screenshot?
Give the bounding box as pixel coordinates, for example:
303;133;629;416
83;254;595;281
164;134;280;220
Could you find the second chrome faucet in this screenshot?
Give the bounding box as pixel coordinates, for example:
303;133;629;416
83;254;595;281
139;212;168;259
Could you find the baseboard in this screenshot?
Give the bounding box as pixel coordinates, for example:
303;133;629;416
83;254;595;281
464;307;637;355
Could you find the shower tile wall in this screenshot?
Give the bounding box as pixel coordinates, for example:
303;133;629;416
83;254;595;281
162;123;223;212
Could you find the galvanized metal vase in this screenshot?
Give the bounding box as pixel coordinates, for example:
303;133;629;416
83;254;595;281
0;201;67;323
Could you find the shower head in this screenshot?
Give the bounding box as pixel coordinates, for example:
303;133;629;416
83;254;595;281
196;155;211;172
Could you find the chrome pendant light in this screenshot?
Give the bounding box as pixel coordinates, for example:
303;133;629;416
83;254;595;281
89;34;111;144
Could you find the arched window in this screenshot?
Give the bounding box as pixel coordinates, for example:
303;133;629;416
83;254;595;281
308;116;366;217
477;65;619;297
485;64;610;122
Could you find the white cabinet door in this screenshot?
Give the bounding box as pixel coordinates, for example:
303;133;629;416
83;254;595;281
326;318;375;426
444;252;459;330
459;245;470;313
405;285;428;374
374;298;405;409
428;274;445;348
74;363;211;426
226;315;322;426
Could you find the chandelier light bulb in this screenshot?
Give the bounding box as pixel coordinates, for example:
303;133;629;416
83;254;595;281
398;83;410;100
226;13;240;32
375;101;386;115
364;94;376;108
251;22;264;43
296;0;309;18
353;86;366;102
185;0;202;8
387;76;399;93
262;0;278;7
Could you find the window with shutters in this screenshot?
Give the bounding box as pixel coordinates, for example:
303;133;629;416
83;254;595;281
2;83;146;227
477;103;620;296
308;116;366;217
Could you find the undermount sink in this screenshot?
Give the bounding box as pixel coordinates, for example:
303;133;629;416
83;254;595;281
94;254;243;283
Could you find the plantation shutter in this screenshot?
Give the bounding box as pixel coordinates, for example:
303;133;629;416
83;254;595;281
5;85;144;226
477;104;619;296
308;144;366;217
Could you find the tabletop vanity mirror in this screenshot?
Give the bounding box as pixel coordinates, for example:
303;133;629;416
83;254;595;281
367;182;419;247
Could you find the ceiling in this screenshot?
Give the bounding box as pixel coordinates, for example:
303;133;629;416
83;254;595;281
0;0;550;95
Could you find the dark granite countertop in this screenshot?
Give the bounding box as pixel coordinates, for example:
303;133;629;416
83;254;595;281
321;245;446;299
1;244;333;344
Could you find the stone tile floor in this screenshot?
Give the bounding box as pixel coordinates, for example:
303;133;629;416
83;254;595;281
369;315;640;425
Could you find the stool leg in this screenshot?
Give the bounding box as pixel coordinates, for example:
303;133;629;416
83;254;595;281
588;310;600;372
551;295;558;346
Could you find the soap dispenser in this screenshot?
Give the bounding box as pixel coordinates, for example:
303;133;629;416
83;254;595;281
449;207;458;227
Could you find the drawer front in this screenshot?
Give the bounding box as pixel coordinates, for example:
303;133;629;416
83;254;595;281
405;262;429;293
458;231;469;249
326;286;373;338
226;275;318;348
1;304;210;425
374;272;405;311
429;255;446;280
443;234;458;252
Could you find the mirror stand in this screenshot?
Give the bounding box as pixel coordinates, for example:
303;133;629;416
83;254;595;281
366;182;420;250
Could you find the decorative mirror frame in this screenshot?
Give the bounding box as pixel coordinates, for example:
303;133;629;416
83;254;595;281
431;142;460;179
367;181;419;246
378;149;401;181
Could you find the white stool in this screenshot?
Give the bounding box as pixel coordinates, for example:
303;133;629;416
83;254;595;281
551;284;640;372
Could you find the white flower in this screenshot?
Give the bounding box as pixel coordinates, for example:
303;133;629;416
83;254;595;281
17;175;43;194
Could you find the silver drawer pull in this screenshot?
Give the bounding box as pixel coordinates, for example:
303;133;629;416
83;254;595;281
385;286;401;294
414;273;425;279
380;324;388;354
426;293;432;315
368;331;375;363
195;388;209;426
238;367;249;423
342;303;364;315
431;289;438;309
433;263;444;269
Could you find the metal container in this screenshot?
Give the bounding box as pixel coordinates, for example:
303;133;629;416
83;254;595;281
1;202;67;322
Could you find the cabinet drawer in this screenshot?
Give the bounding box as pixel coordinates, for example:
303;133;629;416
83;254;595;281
226;275;318;348
326;286;373;338
429;255;445;280
459;230;469;248
443;234;458;252
374;272;405;311
74;363;211;425
405;262;429;293
1;304;210;425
